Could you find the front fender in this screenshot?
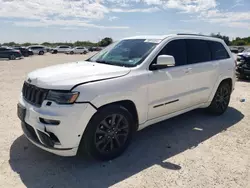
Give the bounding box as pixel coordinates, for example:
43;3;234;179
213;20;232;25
73;73;149;124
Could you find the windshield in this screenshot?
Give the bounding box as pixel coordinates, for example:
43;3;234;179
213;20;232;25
88;39;158;67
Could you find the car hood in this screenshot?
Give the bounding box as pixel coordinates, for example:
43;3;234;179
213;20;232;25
26;61;131;90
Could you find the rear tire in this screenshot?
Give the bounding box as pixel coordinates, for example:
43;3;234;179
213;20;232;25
70;51;74;55
79;105;135;161
207;82;231;115
9;54;16;60
39;51;44;55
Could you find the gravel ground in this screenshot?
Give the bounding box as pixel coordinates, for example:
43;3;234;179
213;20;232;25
0;54;249;188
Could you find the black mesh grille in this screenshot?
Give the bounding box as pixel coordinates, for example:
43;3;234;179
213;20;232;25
22;82;49;107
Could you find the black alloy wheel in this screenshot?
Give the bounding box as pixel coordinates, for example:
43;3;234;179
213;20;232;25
207;82;231;115
94;114;129;154
79;105;135;160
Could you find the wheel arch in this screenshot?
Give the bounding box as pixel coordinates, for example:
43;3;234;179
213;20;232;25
208;77;233;102
96;100;139;131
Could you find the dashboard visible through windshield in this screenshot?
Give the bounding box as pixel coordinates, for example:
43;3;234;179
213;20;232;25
88;39;159;67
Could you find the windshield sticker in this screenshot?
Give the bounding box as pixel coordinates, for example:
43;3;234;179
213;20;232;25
144;39;162;43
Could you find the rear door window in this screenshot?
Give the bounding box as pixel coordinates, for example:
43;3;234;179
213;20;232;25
208;41;230;60
186;39;211;64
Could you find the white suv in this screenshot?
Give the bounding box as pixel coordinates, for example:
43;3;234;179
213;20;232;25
52;46;71;53
27;46;46;55
65;47;88;54
17;34;236;160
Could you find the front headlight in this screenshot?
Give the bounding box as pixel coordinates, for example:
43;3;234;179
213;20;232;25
46;91;79;104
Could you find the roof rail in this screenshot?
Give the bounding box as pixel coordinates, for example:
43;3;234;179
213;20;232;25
177;33;211;37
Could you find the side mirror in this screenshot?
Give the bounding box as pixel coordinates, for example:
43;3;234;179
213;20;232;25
150;55;175;70
157;55;175;66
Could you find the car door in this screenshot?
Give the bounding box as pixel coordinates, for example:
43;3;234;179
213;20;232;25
75;47;81;53
0;48;10;58
147;39;194;120
0;48;5;58
62;46;68;53
185;39;219;106
31;47;38;54
58;46;64;52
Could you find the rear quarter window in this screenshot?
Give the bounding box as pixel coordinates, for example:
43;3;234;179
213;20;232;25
208;41;230;60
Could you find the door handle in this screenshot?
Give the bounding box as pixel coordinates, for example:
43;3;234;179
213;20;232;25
185;67;192;73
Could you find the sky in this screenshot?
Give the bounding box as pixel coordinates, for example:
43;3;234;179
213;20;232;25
0;0;249;43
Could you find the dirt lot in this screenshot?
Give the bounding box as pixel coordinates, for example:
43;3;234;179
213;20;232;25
0;54;249;188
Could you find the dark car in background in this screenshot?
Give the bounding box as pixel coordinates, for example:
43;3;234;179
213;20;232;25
13;47;33;57
88;46;102;52
236;55;250;79
0;47;23;60
238;47;245;53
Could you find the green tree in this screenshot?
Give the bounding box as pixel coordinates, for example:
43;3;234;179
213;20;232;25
21;43;35;47
210;33;230;45
42;42;52;46
2;42;18;46
98;37;113;47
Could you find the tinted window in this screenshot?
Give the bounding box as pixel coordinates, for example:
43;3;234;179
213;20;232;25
156;39;187;66
208;41;230;60
0;47;8;51
60;46;69;48
31;47;41;49
186;39;211;64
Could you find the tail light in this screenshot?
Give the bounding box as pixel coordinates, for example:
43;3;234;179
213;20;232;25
14;50;21;54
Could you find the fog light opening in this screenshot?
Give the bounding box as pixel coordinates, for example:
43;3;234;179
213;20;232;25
48;132;60;144
40;118;60;125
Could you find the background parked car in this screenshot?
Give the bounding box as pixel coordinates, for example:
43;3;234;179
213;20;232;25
27;45;46;55
0;46;23;60
237;48;250;61
44;46;51;52
65;47;88;54
236;55;250;79
88;46;102;52
230;47;239;54
238;47;245;53
51;46;71;54
13;46;33;57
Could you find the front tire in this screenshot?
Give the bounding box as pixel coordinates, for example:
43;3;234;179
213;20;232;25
79;105;135;161
207;82;231;115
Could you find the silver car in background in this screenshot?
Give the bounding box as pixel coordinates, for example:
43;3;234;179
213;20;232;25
65;47;88;54
27;46;46;55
